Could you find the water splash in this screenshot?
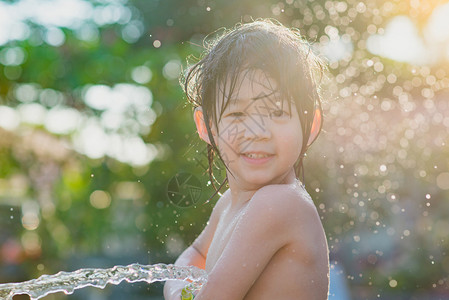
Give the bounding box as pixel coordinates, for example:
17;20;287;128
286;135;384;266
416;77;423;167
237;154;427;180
0;263;207;300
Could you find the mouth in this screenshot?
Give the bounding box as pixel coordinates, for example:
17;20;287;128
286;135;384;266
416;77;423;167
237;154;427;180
240;152;275;164
241;152;274;159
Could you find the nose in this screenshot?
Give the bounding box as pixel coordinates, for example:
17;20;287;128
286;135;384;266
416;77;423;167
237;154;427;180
242;116;271;141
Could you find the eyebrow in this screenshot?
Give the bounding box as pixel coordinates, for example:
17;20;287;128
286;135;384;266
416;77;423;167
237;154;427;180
229;90;279;103
252;90;278;100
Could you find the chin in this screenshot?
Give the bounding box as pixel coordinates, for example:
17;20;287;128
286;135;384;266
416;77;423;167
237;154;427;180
242;175;277;188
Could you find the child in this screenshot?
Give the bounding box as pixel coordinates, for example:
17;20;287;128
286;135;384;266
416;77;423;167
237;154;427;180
164;19;329;300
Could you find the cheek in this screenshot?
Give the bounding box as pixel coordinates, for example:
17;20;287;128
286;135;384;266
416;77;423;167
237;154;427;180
279;127;303;158
291;121;304;151
217;121;242;145
215;123;242;162
285;136;303;157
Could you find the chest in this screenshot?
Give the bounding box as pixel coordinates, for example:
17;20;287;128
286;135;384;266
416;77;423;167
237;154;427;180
205;209;242;272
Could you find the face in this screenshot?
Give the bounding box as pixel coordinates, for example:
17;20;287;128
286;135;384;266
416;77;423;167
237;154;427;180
212;69;303;190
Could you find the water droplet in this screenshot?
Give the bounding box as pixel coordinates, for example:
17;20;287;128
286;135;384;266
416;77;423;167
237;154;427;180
389;279;397;287
153;40;161;48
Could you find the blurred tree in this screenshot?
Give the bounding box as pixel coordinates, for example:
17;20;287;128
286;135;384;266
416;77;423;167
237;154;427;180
0;0;448;299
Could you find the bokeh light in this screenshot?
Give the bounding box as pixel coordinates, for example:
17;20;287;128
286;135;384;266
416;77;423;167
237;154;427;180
0;0;448;298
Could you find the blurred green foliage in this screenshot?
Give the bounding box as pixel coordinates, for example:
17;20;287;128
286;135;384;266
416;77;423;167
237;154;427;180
0;0;449;299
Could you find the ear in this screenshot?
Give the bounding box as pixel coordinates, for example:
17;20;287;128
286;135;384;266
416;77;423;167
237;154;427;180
194;107;212;144
307;108;322;146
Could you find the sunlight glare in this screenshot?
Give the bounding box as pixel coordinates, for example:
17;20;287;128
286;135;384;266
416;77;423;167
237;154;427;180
0;0;133;46
45;107;82;135
0;106;20;130
73;120;108;159
320;36;353;63
366;16;429;65
425;2;449;43
17;103;47;125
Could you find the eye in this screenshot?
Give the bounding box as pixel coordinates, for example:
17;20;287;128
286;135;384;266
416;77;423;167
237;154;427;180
228;112;245;118
270;109;289;118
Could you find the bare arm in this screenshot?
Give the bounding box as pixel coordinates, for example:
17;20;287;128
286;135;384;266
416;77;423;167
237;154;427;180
163;192;229;300
194;185;328;300
163;246;206;300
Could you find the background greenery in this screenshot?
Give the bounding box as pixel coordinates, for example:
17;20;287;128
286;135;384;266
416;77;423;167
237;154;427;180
0;0;448;299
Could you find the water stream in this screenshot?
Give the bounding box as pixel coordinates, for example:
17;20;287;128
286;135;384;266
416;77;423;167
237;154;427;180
0;263;207;299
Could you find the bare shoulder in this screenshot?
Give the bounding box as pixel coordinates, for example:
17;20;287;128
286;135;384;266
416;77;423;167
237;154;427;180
203;188;232;228
190;189;231;256
249;182;318;222
249;183;327;259
210;189;231;217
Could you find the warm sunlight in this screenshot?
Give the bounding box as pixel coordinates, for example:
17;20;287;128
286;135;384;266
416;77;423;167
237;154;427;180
367;3;449;65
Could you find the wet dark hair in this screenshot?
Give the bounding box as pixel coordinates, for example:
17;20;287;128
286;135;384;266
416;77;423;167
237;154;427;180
183;19;325;195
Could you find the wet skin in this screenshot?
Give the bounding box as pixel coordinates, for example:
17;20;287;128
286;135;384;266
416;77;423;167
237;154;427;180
164;69;329;300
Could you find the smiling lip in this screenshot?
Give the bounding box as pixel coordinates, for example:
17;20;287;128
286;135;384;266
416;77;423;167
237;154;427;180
241;152;274;164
